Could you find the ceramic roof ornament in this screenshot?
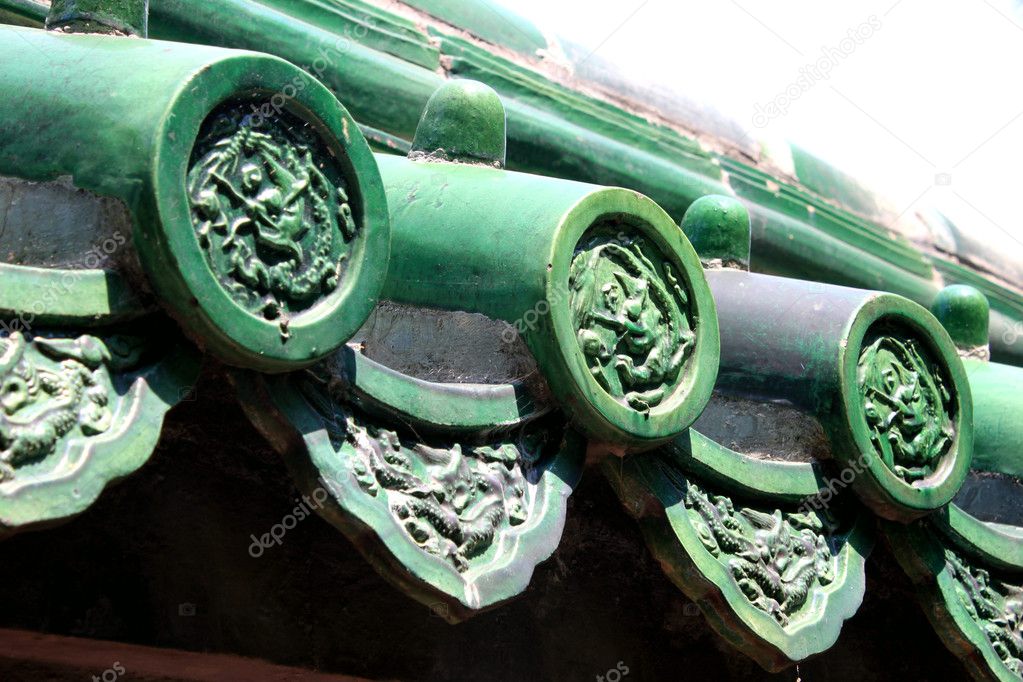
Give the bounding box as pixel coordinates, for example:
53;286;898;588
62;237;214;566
0;22;208;534
605;429;873;671
0;2;1017;675
236;349;583;621
234;83;591;619
0;25;390;373
932;284;992;362
680;194;752;271
15;0;1015;367
880;286;1023;682
707;269;972;523
0;326;199;536
377;80;720;451
604;196;872;672
0;14;389;532
409;79;507;166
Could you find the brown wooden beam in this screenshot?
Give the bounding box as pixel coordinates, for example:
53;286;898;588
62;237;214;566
0;628;380;681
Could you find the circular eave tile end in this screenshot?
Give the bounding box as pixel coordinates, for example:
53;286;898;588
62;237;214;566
839;294;973;520
542;188;720;449
145;56;390;372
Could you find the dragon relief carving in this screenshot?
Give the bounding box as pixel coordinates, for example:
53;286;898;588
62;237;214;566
947;549;1023;677
302;381;546;573
682;478;838;625
858;334;955;482
0;332;137;483
569;232;695;412
187;103;358;339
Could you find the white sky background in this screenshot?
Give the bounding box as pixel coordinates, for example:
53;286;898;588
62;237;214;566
500;0;1023;254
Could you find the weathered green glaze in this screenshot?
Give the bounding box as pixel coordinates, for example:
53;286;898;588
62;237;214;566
431;30;721;180
933;284;992;357
680;195;751;270
943;549;1023;681
886;520;1023;681
0;322;199;535
255;0;441;69
376;151;719;448
142;0;730;224
371;81;718;448
333;346;546;431
962;359;1023;476
234;363;583;619
0;0;1017;673
404;0;549;57
933;504;1023;573
0;263;149;326
743;200;939;302
225;79;586;614
661;429;830;505
885;368;1023;679
410;80;506;166
858;333;956;483
708;269;973;521
891;284;1023;678
721;157;932;280
934;257;1023;366
0;0;46;25
606;430;872;671
186;101;363;331
15;0;1013;366
145;0;459;142
789;145;888;222
0;26;389;372
931;286;1023;477
46;0;147;35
